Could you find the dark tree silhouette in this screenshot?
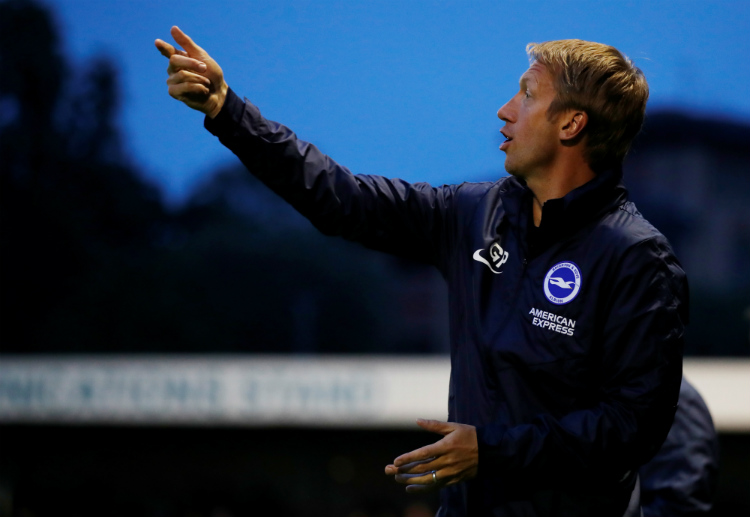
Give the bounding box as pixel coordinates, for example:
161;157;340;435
0;0;448;355
0;0;166;352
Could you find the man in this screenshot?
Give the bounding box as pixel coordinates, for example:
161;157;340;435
156;28;686;516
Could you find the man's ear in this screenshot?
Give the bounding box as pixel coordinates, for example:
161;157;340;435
559;111;588;142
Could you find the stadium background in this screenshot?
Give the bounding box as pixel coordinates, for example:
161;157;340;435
1;0;749;515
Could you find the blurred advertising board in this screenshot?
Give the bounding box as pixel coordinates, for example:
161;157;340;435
0;356;748;431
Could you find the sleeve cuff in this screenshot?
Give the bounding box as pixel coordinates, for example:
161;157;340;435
204;87;246;136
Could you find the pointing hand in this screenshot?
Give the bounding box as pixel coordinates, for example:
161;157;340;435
155;26;228;118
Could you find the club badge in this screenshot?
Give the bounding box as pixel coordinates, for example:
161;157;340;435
543;261;581;305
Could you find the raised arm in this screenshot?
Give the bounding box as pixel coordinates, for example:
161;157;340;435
155;26;228;119
154;27;481;269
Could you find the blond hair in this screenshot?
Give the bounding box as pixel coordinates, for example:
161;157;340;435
526;39;649;171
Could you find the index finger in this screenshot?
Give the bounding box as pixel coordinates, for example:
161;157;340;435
171;26;204;55
394;442;444;468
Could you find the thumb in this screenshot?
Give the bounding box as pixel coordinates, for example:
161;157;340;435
171;26;205;57
416;418;455;436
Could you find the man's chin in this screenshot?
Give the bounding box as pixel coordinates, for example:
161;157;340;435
504;163;523;178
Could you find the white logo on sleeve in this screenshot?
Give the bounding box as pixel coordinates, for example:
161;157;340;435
472;242;509;274
543;262;581;304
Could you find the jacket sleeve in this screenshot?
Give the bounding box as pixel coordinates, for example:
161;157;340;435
475;236;687;487
204;88;465;271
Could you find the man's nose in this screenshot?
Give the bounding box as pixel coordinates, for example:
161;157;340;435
497;98;514;122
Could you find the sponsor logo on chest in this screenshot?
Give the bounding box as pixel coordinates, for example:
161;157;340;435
529;307;577;336
527;261;582;337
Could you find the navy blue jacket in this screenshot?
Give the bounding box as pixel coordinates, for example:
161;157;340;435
205;89;687;516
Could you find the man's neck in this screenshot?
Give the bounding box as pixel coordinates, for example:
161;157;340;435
523;160;596;227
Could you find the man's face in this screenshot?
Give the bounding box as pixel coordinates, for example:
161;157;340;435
497;62;561;179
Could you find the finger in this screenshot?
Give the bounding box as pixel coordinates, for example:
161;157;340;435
387;459;439;476
400;470;444;493
171;26;204;56
168;54;207;74
155;39;187;59
393;442;443;468
416;418;456;435
155;39;176;58
168;82;210;100
395;470;435;486
395;458;439;475
166;69;211;87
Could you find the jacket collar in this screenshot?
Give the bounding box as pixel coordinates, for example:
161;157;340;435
500;166;629;249
544;165;628;229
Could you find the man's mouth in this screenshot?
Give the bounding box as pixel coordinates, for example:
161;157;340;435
500;131;513;150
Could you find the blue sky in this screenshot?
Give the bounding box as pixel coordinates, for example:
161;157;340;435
45;0;750;204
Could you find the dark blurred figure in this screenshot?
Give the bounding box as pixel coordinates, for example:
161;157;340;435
639;377;719;516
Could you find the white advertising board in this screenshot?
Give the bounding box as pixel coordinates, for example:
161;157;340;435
0;356;450;428
0;356;747;431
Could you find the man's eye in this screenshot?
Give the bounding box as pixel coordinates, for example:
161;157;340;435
524;89;531;98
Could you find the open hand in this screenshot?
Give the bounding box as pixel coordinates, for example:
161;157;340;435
155;26;228;118
385;419;478;493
